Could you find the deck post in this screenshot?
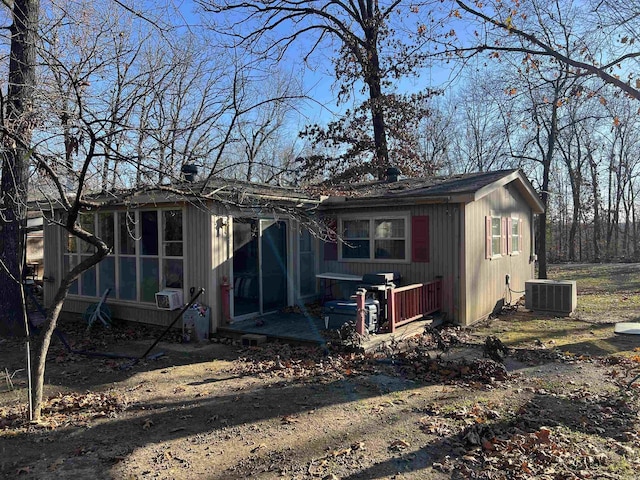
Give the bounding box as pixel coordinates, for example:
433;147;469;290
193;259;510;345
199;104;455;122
388;288;396;333
355;288;366;335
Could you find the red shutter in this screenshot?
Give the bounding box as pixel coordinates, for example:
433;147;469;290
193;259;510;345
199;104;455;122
324;242;337;261
501;217;507;255
412;215;430;262
323;217;338;261
485;216;492;259
506;217;513;254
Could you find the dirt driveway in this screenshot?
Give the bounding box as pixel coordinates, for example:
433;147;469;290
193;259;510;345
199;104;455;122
2;263;640;479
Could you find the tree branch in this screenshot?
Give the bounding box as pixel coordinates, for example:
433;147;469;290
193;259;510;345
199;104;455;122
454;0;640;100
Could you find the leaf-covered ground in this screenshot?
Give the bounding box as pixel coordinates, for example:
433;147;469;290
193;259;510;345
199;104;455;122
1;263;640;479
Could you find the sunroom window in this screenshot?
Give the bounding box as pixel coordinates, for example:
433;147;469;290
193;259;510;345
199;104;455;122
64;209;184;303
162;210;184;289
118;212;137;300
97;212;115;296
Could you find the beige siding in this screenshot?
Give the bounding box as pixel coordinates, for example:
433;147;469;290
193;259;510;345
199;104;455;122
210;209;231;331
43;221;63;308
61;297;178;326
185;203;216;331
463;183;535;325
321;203;461;321
43;203;223;331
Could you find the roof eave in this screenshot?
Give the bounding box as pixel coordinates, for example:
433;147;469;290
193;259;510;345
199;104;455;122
319;194;458;210
473;170;544;214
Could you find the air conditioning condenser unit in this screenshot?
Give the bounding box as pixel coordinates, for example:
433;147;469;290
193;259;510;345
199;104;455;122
525;280;576;316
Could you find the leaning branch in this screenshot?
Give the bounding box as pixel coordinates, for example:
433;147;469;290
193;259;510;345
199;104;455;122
454;0;640;101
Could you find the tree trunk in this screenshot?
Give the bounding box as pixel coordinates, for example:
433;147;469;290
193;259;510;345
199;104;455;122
568;172;580;262
0;0;40;337
32;247;108;420
363;24;389;180
588;152;601;261
536;101;558;279
367;74;389;179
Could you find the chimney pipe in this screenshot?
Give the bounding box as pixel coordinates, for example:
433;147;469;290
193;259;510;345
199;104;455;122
385;167;401;183
181;164;198;182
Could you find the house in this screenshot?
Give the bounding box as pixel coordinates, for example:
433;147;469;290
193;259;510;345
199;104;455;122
41;168;543;332
317;168;544;326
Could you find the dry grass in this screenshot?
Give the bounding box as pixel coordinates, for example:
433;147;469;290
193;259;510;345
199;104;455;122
471;263;640;357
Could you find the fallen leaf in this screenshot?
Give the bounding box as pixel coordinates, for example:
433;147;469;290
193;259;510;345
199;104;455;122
535;427;551;444
332;447;352;457
482;438;495;451
250;443;266;453
389;439;410;450
142;419;153;430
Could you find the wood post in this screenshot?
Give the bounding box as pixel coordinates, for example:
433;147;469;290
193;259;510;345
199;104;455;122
355;288;366;335
388;288;396;333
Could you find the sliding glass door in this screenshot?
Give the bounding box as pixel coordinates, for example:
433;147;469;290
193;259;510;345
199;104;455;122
260;220;288;312
232;218;288;318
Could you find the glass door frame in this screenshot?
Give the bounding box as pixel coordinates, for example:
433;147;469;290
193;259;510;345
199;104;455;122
230;217;291;320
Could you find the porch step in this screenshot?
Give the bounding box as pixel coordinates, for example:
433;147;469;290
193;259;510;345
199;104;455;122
241;334;267;347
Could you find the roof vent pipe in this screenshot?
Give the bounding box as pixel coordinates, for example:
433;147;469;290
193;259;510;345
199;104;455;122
385;167;401;183
181;164;198;182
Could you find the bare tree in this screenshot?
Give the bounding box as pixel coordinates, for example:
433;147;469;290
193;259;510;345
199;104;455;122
197;0;440;180
599;97;640;260
0;0;311;421
451;0;640;100
450;73;516;173
0;0;39;337
227;68;304;183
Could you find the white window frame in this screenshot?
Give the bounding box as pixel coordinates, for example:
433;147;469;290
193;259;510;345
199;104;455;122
490;215;502;258
510;216;521;255
64;207;186;304
338;212;410;263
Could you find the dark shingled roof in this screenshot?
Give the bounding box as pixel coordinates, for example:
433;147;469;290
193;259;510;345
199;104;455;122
321;169;521;199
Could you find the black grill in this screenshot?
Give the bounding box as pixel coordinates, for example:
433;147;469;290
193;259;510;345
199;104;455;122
360;272;400;287
358;272;401;325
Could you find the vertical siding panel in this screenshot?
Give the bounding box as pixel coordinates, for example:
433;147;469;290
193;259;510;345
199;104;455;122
43;221;62;308
184;203;216;332
210;204;228;332
464;184;535;325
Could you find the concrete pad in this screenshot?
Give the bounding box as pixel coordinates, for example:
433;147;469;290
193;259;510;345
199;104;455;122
614;322;640;335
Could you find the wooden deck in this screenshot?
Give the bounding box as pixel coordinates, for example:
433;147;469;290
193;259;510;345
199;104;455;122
361;316;438;352
216;311;442;352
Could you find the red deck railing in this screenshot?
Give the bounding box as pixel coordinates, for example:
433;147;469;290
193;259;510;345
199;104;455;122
386;278;442;333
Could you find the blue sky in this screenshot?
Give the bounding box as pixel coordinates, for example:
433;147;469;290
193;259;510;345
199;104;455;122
171;0;457;128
